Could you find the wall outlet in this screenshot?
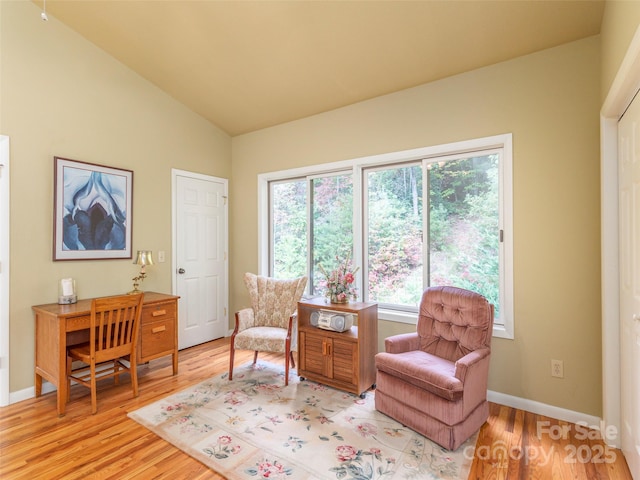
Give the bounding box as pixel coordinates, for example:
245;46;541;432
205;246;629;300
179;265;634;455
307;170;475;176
551;359;564;378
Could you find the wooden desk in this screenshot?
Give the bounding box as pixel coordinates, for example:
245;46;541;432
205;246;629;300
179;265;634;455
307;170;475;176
32;292;179;416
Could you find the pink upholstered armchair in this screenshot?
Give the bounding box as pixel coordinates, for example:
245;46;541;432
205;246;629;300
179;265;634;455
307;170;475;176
229;273;307;386
375;285;494;450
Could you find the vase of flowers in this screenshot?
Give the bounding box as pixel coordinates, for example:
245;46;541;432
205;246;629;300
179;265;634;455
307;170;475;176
318;255;359;303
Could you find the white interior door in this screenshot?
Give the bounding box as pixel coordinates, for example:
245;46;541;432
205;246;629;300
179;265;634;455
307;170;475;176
618;93;640;479
173;170;228;349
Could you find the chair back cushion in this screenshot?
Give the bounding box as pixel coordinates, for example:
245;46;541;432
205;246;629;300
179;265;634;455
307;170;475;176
418;286;493;362
244;273;307;328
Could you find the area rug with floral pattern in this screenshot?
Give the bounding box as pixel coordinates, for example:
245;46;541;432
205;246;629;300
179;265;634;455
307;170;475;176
128;362;476;479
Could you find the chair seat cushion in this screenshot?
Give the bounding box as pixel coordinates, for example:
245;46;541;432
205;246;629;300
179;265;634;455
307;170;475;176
234;326;295;353
375;350;463;401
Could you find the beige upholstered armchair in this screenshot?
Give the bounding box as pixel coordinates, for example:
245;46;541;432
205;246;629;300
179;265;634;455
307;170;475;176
229;273;307;385
375;285;494;450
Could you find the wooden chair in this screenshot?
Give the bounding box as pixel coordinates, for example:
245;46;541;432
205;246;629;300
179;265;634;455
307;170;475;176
67;293;144;414
229;273;307;385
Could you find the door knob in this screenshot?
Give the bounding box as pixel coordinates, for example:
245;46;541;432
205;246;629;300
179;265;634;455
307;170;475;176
178;268;185;274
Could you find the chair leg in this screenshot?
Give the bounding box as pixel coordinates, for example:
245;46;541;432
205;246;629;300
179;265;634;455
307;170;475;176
290;351;296;369
90;363;97;415
284;352;293;387
253;351;259;364
114;359;120;386
229;341;235;380
130;359;138;398
284;350;290;386
66;355;72;403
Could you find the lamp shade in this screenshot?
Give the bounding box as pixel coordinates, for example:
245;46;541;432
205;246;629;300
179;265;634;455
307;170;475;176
133;250;154;266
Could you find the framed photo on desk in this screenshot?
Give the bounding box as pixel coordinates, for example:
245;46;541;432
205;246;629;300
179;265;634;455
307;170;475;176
53;157;133;261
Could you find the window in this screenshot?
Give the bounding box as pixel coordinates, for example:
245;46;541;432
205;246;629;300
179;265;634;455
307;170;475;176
271;179;307;279
310;174;353;295
260;135;513;338
365;163;423;307
270;174;353;295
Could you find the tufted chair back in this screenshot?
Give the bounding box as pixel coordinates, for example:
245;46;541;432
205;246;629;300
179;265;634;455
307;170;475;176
418;285;494;363
244;273;308;329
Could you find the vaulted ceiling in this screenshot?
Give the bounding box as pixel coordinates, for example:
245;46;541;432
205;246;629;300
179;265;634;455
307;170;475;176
36;0;605;136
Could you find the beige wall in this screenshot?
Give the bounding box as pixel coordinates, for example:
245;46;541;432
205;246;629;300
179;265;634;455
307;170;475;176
601;0;640;101
231;37;602;416
1;2;231;392
1;0;618;418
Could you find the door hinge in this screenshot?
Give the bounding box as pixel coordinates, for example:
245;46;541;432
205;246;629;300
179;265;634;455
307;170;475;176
222;195;228;205
499;229;504;242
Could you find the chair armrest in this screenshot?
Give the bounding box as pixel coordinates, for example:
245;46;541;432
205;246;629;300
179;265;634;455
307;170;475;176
454;348;491;415
233;308;255;334
454;348;490;382
286;313;298;351
384;332;421;354
287;313;297;336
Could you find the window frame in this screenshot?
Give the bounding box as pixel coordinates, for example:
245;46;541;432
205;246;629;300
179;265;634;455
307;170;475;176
362;160;423;313
258;134;513;339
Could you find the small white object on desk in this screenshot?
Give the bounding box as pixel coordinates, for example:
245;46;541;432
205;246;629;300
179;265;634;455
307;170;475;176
58;278;77;304
61;278;73;296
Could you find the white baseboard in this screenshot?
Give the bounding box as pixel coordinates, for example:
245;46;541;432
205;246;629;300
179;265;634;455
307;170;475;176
8;363;116;406
10;380;56;405
488;390;601;427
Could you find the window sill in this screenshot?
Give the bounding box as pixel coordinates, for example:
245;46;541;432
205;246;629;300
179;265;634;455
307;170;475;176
378;308;418;325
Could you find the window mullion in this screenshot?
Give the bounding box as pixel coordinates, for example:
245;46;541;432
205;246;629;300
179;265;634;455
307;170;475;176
423;159;431;290
353;165;364;302
307;176;314;295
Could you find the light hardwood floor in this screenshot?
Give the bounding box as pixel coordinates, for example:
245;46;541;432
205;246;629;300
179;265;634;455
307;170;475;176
0;338;633;479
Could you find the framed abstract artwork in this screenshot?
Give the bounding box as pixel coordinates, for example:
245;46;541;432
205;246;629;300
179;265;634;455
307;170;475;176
53;157;133;261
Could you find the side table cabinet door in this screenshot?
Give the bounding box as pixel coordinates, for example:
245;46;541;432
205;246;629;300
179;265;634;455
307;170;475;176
300;331;326;377
331;337;358;387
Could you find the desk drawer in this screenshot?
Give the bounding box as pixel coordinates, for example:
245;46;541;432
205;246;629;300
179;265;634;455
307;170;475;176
140;319;175;359
141;302;176;325
65;315;91;332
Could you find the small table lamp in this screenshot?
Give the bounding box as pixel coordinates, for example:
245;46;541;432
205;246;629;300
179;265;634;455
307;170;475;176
129;250;154;294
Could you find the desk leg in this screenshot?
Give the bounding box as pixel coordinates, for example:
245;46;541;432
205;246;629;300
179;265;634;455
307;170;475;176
55;352;67;416
57;384;66;417
172;350;178;376
34;311;68;416
56;326;67;417
35;372;42;397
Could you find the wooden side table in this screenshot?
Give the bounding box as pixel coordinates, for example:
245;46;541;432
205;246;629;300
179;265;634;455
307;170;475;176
297;297;378;397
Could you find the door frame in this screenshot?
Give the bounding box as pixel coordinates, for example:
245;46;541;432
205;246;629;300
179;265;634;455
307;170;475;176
171;169;229;343
0;136;9;406
601;25;640;449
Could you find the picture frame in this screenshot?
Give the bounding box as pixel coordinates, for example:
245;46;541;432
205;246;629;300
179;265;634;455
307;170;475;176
53;157;133;261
